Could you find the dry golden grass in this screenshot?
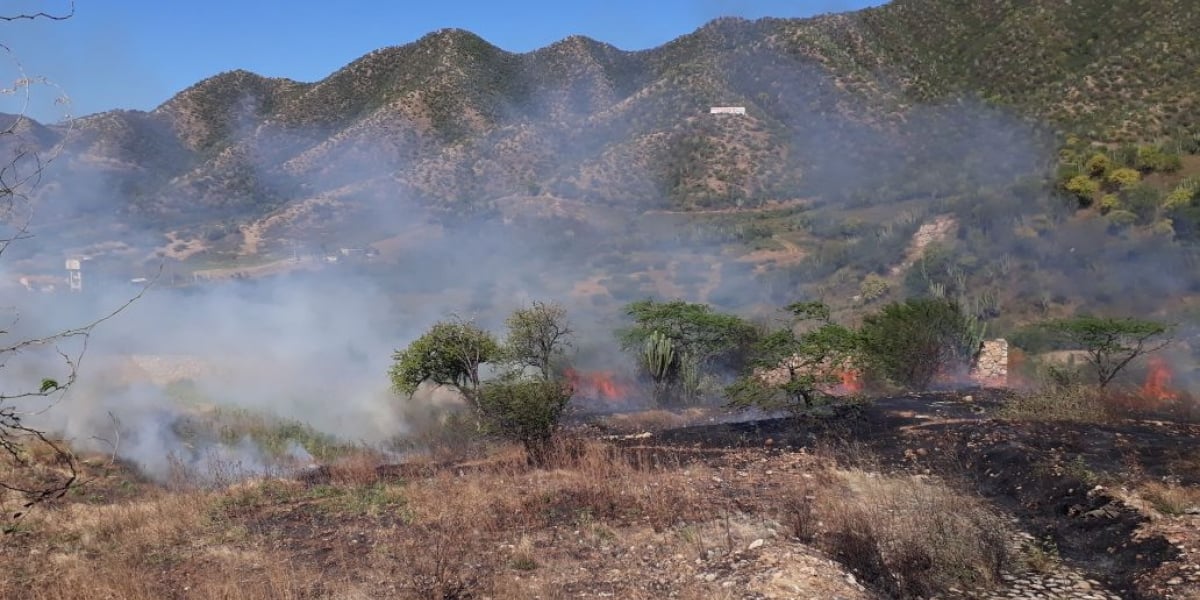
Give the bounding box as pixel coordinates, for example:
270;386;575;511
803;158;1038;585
999;384;1115;423
0;435;1015;599
1140;480;1200;516
593;407;719;433
811;471;1010;598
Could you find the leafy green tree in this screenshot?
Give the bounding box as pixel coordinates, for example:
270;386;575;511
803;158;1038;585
617;299;758;404
476;377;572;465
389;319;500;402
858;298;979;391
390;308;578;465
726;302;859;412
1041;316;1171;388
504;301;572;381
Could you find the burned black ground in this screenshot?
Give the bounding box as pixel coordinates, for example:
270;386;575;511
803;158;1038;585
637;391;1198;599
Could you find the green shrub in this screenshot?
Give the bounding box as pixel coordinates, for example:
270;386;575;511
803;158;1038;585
1105;167;1141;190
1063;175;1099;205
477;378;573;464
1097;194;1121;214
859;274;891;303
1136;145;1183;173
1084;153;1111;177
858;298;980;391
1106;209;1138;228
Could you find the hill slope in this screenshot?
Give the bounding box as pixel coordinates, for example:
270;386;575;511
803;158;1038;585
3;0;1192;235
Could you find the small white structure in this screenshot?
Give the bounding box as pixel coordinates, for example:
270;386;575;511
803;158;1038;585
65;259;82;293
709;106;746;115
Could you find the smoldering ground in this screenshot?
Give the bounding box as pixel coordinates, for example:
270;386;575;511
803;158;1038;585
2;18;1199;483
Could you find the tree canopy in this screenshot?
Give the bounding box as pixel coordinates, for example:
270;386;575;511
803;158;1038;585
389;319;500;397
1041;315;1171;388
617;299;758;404
858;298;981;391
504;301;573;381
726;301;859;411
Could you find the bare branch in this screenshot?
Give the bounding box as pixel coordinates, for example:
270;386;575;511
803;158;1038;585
0;2;75;22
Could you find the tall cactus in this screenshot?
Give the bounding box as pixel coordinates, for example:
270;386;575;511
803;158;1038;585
641;330;676;403
678;352;702;404
954;295;989;366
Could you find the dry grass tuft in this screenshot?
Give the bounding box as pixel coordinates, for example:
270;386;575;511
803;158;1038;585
788;470;1011;599
1141;480;1200;516
999;384;1115;423
0;430;1006;599
402;437;714;534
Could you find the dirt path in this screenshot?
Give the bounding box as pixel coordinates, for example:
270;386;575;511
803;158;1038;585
239;222;263;255
643;198;810;216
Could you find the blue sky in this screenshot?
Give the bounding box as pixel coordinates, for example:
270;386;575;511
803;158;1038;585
1;0;885;122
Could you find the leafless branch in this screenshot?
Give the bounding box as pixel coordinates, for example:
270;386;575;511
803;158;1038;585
0;2;75;21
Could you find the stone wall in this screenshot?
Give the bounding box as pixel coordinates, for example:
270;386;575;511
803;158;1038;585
758;338;1011;390
969;339;1009;387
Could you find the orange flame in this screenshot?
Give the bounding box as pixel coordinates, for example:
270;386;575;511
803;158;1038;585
824;369;863;396
564;368;628;401
838;369;863;394
1142;356;1179;402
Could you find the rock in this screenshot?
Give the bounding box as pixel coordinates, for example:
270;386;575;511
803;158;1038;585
748;539;765;550
704;573;717;582
1167;577;1183;585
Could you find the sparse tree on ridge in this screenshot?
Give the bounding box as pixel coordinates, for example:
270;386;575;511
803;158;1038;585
1041;315;1172;389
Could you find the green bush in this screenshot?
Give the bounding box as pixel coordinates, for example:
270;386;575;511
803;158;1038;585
1084;153;1111;177
858;298;980;391
1063;175;1099;205
859;274;891;303
1097;194;1121;214
1105;167;1141;190
1136;145;1183;173
477;378;573;464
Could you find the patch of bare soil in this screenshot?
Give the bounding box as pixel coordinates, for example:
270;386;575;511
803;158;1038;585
890;215;956;275
158;231;208;261
190;255;322;282
738;236;807;272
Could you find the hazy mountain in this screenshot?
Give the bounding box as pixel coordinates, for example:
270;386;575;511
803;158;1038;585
8;0;1199;232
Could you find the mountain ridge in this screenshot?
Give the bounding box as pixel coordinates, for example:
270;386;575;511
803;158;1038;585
5;0;1197;238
